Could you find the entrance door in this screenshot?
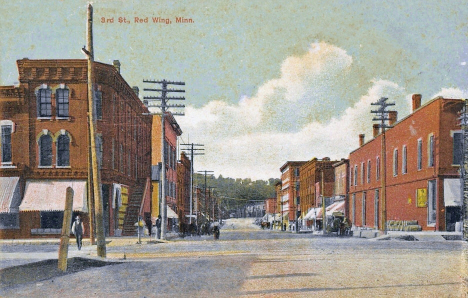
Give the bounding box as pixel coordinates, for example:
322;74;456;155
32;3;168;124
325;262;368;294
427;180;436;226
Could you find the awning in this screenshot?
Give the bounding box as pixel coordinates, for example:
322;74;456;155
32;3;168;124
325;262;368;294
304;207;322;220
0;177;21;213
166;205;178;219
19;180;87;212
444;179;462;206
326;201;345;216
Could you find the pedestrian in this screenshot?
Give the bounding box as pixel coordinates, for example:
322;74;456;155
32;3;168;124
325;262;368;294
155;215;161;239
71;215;84;250
145;216;152;237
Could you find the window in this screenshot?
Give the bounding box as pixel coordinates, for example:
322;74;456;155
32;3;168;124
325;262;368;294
402;145;407;174
393;149;398;176
354;165;358;186
453;132;463;165
1;125;12;164
56;134;70;167
417;139;423;170
428;134;434;167
56;88;69;117
40;211;63;229
361;162;365;184
95;90;103;120
352;193;356;223
37;87;52;117
376;157;380;180
367;160;371;183
39;134;53;166
362;192;366;226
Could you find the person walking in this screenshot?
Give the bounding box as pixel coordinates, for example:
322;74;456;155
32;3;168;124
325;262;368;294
155;215;161;239
71;215;84;250
145;216;153;237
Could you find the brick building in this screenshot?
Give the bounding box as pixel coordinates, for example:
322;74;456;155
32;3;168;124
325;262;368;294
299;157;337;229
177;151;191;226
150;112;182;231
349;95;463;231
279;161;306;231
0;58;152;239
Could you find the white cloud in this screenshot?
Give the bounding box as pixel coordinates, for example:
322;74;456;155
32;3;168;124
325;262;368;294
177;42;462;180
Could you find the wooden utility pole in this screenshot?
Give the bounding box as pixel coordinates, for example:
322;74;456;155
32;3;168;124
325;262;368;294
84;3;106;257
143;79;185;240
180;143;204;224
58;187;74;271
371;97;394;235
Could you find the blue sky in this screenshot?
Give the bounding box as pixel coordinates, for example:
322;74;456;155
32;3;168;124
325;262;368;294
1;0;467;179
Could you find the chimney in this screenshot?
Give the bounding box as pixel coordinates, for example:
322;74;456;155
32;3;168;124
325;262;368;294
132;86;139;97
113;60;121;73
412;94;421;111
359;134;365;147
373;124;380;137
389;111;398;126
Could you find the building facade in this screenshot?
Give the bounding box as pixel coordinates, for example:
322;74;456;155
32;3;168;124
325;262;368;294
177;151;191;227
0;59;152;238
279;161;306;231
349;95;463;231
299;157;337;229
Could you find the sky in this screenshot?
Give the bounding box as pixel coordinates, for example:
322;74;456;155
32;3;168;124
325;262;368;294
1;0;467;180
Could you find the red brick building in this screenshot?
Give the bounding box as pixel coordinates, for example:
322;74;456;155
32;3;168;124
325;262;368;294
279;161;306;230
177;151;191;226
0;59;152;239
349;95;463;231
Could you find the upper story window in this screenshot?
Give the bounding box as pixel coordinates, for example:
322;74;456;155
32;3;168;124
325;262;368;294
417;139;423;170
367;160;371;183
56;134;70;167
39;134;53;167
354;165;358;186
453;132;463;165
393;149;398;176
376;156;380;180
402;145;407;174
37;86;52;118
56;87;69;118
428;134;434;167
1;122;13;164
361;162;365;184
95;90;103;120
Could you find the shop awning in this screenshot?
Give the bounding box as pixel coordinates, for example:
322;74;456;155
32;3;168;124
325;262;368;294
19;180;87;212
304;207;322;220
326;201;345;216
444;179;462;206
167;205;178;218
0;177;21;213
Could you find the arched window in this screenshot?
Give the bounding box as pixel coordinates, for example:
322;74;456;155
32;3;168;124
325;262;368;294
57;134;70;167
56;87;69;118
37;86;52;118
39;134;53;166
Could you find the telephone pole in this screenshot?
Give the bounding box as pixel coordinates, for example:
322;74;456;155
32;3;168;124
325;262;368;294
459;102;468;240
143;79;185;240
371;97;395;235
180;143;204;224
198;170;213;222
82;3;106;257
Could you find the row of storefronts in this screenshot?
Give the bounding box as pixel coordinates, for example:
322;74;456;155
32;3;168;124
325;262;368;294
269;95;464;233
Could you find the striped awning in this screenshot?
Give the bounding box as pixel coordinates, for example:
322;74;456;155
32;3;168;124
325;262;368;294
167;205;178;219
19;180;88;212
0;177;21;213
